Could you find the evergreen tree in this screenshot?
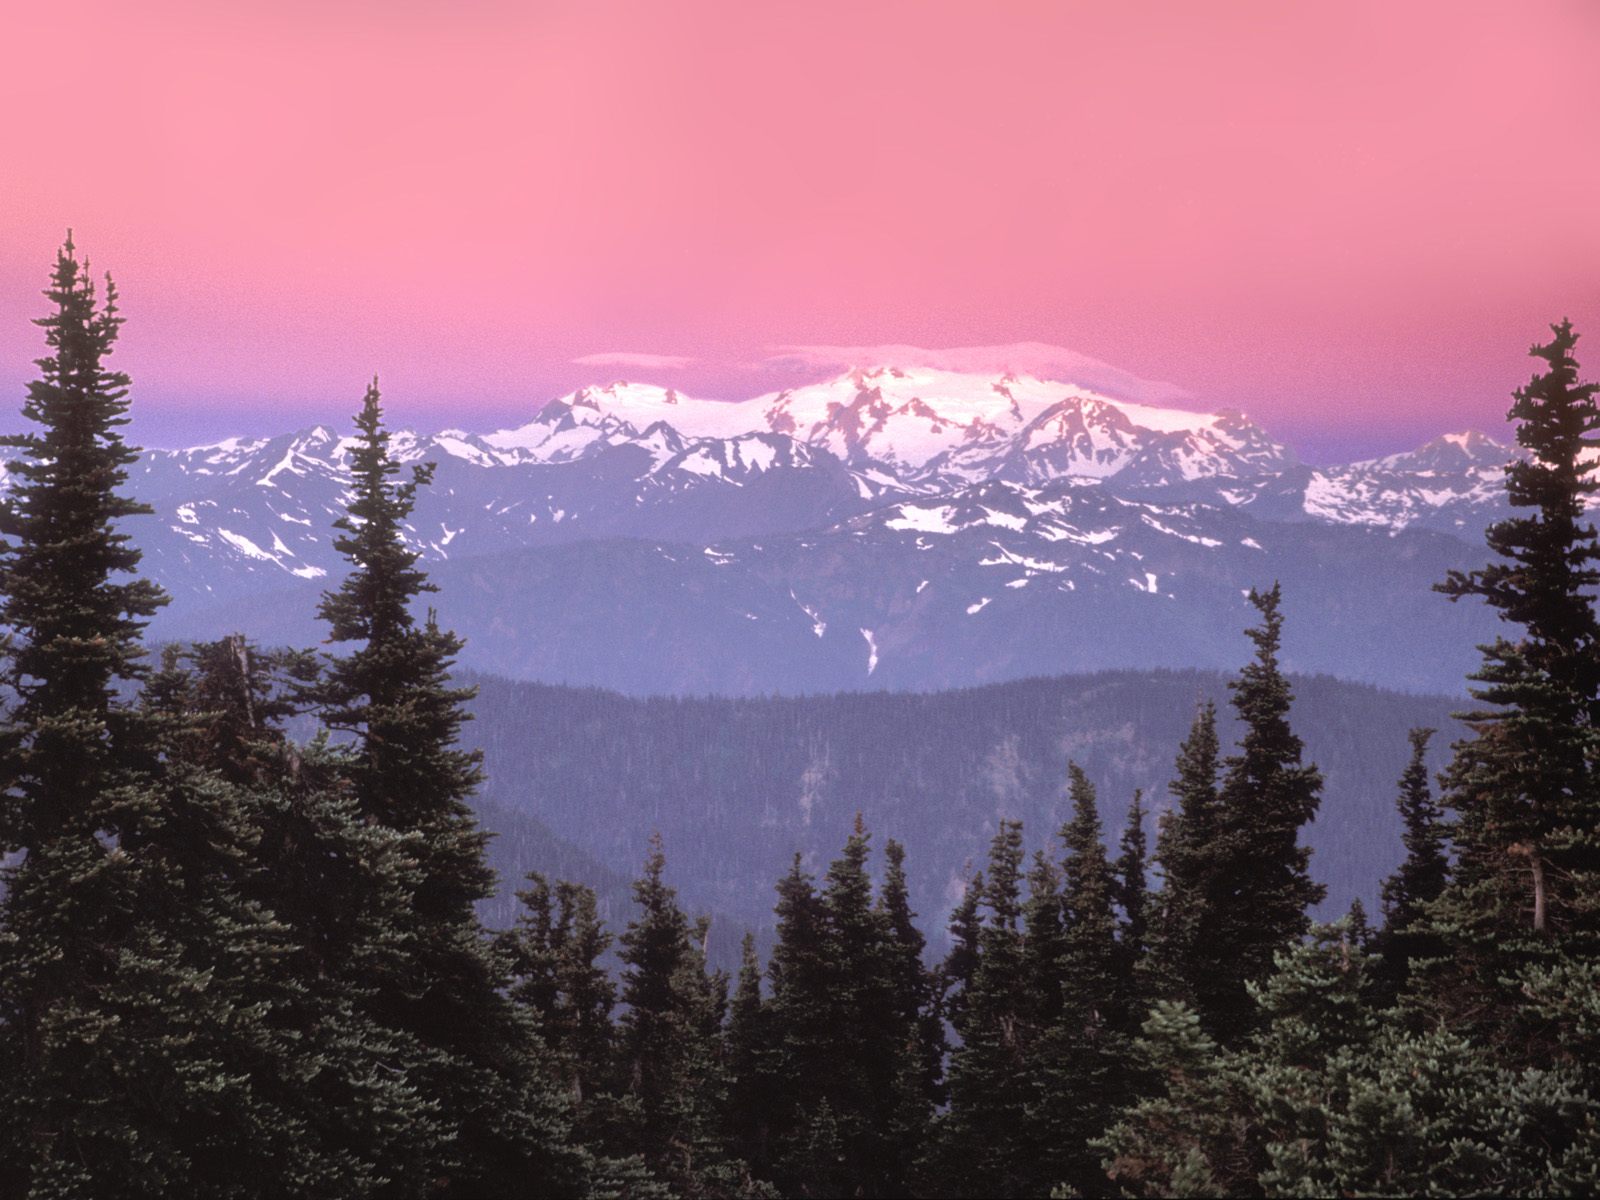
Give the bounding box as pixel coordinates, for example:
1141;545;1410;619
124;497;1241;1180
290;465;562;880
1205;586;1326;1043
1345;896;1372;949
148;635;452;1194
613;836;762;1197
1115;788;1150;1022
1145;702;1220;1005
1058;767;1120;1031
813;815;898;1193
1020;849;1065;1031
504;874;617;1136
554;881;616;1116
1032;765;1126;1197
1101;922;1600;1197
0;241;407;1196
876;836;941;1188
316;380;585;1196
1424;322;1600;1062
725;933;774;1173
939;864;984;1035
0;235;166;838
764;821;927;1196
0;241;252;1195
1096;1001;1258;1198
1374;727;1449;1002
764;854;833;1189
933;820;1037;1197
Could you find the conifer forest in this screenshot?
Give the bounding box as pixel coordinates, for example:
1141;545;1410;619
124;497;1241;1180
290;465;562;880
3;237;1599;1200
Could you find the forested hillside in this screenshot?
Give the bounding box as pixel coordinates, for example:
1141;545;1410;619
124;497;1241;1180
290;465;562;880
463;670;1464;956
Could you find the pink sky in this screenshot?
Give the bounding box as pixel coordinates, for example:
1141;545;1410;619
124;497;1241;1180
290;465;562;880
2;0;1598;460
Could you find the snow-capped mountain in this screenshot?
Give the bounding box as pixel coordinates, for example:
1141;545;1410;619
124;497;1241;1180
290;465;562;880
1297;431;1520;534
0;363;1521;694
498;369;1302;487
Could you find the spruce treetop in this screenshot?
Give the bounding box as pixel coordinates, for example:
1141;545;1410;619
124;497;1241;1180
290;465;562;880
1;235;166;731
1439;320;1600;709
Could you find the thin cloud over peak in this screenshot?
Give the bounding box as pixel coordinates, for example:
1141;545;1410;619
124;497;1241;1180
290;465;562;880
761;343;1193;407
572;352;698;370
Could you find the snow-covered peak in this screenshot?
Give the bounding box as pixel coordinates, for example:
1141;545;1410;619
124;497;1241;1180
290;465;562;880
1364;429;1514;474
478;367;1253;481
530;381;751;441
755;367;1257;480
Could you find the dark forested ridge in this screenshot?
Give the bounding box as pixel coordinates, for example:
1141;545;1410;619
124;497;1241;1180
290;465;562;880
463;669;1463;956
3;239;1599;1198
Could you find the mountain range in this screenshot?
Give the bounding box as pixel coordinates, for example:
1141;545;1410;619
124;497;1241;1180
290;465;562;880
2;363;1520;695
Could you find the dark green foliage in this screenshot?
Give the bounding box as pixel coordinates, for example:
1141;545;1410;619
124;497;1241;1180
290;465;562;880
318;380;492;906
145;635;451;1195
1439;320;1600;714
932;820;1040;1197
612;836;762;1198
1096;1000;1259;1198
939;864;984;1034
315;380;585;1197
1374;727;1449;1002
503;873;617;1137
814;816;895;1189
757;821;935;1196
1205;587;1326;1043
1021;850;1065;1031
762;854;831;1186
876;837;941;1189
1106;920;1600;1198
1145;702;1220;1005
1034;766;1130;1197
0;237;167;825
1114;787;1150;1020
1059;768;1120;1027
725;933;774;1172
1423;323;1600;1066
0;240;326;1198
465;669;1463;946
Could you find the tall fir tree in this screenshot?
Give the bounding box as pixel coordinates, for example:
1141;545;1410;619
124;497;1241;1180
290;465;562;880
1032;765;1128;1197
1058;767;1120;1032
0;240;372;1196
1373;727;1449;1003
316;380;585;1196
612;837;768;1198
1205;586;1326;1043
932;820;1038;1197
725;933;774;1174
1145;702;1220;1006
0;235;166;835
1115;788;1150;1023
1423;321;1600;1063
503;873;617;1140
876;836;941;1189
763;854;833;1190
814;816;890;1191
760;822;927;1196
939;864;984;1036
146;635;452;1195
1020;850;1066;1032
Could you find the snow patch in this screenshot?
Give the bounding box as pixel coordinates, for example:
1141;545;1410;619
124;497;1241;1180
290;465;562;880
885;504;958;534
860;628;879;675
217;529;273;561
